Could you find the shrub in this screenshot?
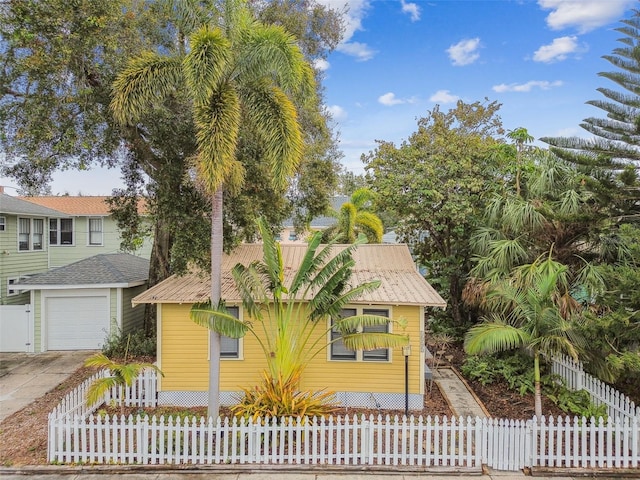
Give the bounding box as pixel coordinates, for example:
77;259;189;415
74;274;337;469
102;328;156;359
462;352;536;395
231;371;338;422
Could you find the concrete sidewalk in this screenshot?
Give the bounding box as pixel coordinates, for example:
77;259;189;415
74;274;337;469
0;350;94;422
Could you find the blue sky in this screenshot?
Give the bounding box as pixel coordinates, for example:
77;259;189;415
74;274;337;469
1;0;636;195
319;0;636;174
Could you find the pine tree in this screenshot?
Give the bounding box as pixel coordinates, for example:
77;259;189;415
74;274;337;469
542;9;640;221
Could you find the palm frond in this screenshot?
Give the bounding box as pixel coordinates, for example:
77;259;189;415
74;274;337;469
184;26;230;104
231;263;266;320
190;302;249;338
289;231;323;294
194;81;242;194
342;332;409;351
86;376;120;407
355;211;384;243
242;80;302;191
111;52;183;125
464;319;529;355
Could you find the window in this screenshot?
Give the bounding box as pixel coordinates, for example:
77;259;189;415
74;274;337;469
0;216;5;231
220;306;240;358
7;277;21;296
88;218;103;245
330;307;391;362
362;309;389;361
18;218;44;251
331;308;357;360
50;218;73;245
288;231;298;241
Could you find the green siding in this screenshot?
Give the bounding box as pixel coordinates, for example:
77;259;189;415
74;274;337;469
122;285;146;333
0;214;49;305
48;216;151;267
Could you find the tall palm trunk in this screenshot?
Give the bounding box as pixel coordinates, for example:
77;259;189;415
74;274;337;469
208;187;224;418
534;351;542;418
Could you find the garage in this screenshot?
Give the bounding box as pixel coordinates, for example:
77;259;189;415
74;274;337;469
45;290;110;350
13;253;150;353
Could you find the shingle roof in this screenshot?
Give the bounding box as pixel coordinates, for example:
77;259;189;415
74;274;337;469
132;243;446;308
18;196;147;215
0;193;65;216
17;253;149;288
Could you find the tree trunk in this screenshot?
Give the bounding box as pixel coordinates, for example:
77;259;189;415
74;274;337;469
208;188;224;419
534;352;542;419
144;219;173;334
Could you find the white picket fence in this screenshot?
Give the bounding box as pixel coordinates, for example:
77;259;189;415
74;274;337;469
48;412;639;469
48;360;640;470
50;368;158;419
551;354;640;422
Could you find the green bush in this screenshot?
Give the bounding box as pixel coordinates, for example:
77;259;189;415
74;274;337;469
461;352;535;395
102;328;156;359
544;377;608;420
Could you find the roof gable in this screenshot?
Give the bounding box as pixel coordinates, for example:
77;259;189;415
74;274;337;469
133;243;446;307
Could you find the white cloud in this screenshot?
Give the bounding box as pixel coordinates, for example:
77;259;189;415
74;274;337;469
533;36;580;63
337;41;376;61
446;38;481;66
492;80;563;93
317;0;377;61
400;0;420;22
326;104;347;121
378;92;417;106
313;58;330;71
429;90;460;104
538;0;634;33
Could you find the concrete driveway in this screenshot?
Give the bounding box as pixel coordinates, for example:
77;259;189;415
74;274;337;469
0;350;95;423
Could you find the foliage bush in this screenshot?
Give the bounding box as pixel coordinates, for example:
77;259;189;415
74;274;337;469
102;328;156;359
231;371;338;421
544;377;608;420
461;352;536;395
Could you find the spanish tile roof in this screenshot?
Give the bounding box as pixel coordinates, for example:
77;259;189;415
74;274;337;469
16;253;149;288
18;196;147;215
133;243;446;308
0;193;65;217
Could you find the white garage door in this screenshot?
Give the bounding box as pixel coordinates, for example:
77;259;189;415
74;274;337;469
46;290;110;350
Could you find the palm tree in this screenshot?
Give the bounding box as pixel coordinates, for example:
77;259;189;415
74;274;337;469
322;188;384;243
84;353;162;415
191;216;409;416
111;0;313;418
464;254;586;418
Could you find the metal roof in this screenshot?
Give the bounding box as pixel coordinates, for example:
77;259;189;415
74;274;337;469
0;193;65;217
132;243;446;308
16;253;149;289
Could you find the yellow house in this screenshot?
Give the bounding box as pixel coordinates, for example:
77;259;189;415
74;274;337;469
132;243;446;410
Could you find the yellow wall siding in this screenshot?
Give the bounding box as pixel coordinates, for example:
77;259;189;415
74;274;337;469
160;303;424;396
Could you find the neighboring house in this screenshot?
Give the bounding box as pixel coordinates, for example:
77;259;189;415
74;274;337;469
132;243;446;410
14;253;149;351
278;195;348;243
0;191;66;352
0;191;66;306
18;195;152;267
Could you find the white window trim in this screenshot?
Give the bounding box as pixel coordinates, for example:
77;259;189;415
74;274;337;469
7;275;31;296
49;217;74;246
87;217;104;246
328;305;394;363
207;305;244;361
17;217;45;252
